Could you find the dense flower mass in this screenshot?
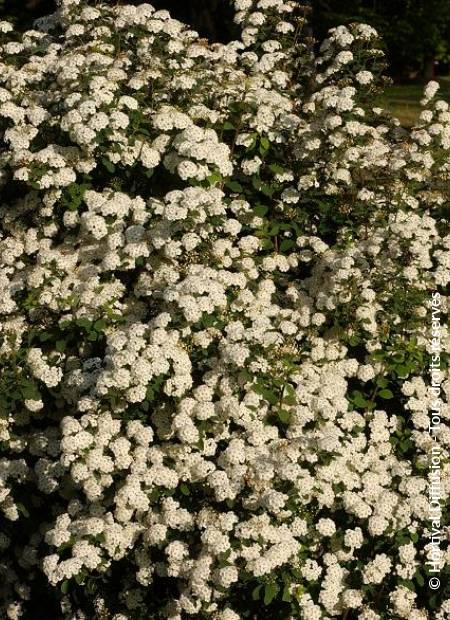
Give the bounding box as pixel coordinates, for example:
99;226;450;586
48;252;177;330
0;0;449;618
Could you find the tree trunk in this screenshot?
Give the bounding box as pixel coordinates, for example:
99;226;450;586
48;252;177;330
423;57;435;80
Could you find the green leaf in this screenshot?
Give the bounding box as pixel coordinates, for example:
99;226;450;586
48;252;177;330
285;384;296;397
17;502;30;518
352;391;368;408
264;582;279;605
259;137;270;154
225;180;243;193
400;439;412;451
202;314;216;328
399;579;415;592
254;204;268;217
222;121;235;130
282;584;292;602
252;176;262;191
396;364;410;377
101;157;116;173
180;483;190;496
252;584;263;601
392;352;405;362
207;170;222;186
61;580;70;594
253;385;278;405
239;369;253;383
278;409;291;424
379;389;394;399
20;384;40;400
261;183;274;197
280;239;294;252
269;163;285;174
74;572;85;585
55;340;66;352
283;394;296;406
415;571;425;587
430;594;439;609
76;318;91;329
376;376;389;388
268;223;280;236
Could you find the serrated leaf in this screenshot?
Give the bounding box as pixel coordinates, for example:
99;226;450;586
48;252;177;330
264;582;279;605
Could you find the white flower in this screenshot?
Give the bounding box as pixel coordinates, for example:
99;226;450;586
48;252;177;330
424;80;439;101
356;70;373;85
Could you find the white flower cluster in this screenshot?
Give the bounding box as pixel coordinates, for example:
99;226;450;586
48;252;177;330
0;0;449;618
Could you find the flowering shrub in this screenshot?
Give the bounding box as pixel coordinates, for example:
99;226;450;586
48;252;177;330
0;1;449;618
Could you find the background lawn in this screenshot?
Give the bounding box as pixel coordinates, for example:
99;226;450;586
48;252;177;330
377;77;450;127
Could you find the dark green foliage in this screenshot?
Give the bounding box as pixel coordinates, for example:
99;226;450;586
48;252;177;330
310;0;450;78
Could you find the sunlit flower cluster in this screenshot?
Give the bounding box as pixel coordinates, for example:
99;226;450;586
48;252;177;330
0;0;449;618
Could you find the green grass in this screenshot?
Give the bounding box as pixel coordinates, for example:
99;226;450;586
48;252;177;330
376;77;450;127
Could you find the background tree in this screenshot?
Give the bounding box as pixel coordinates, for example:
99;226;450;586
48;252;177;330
0;0;237;41
1;0;450;79
311;0;450;79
